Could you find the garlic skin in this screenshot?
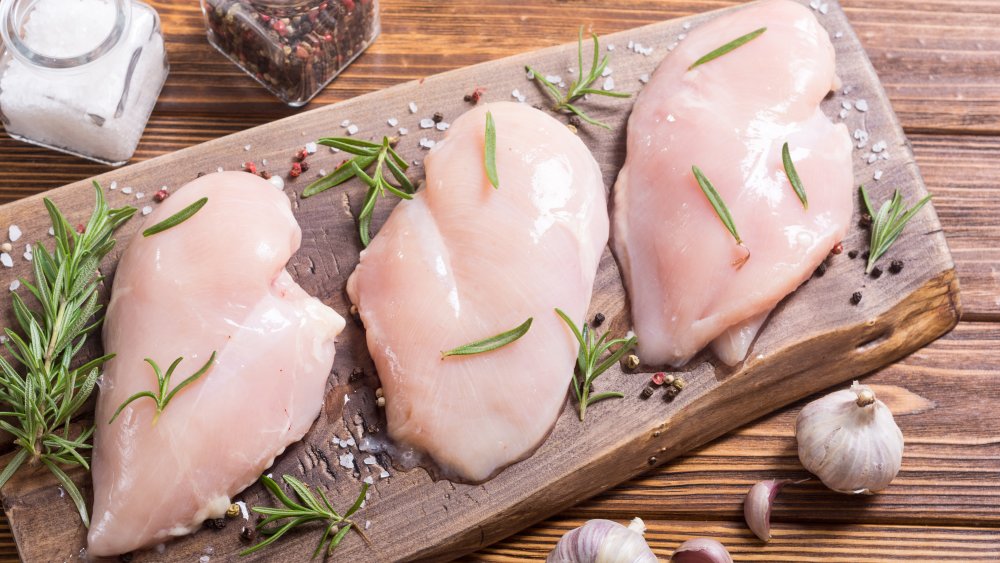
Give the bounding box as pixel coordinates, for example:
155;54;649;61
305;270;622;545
547;518;657;563
743;479;792;542
796;381;903;494
670;538;733;563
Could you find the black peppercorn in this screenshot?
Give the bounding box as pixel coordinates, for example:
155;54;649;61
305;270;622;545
119;554;134;563
640;386;654;399
870;266;883;279
432;112;444;123
814;262;827;277
889;259;904;274
241;524;257;542
664;386;680;401
848;250;858;259
859;213;872;228
568;115;582;128
592;312;606;327
203;517;227;530
350;367;364;382
850;291;863;305
861;250;870;261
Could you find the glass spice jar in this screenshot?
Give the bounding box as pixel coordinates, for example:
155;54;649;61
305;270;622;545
0;0;169;166
200;0;379;107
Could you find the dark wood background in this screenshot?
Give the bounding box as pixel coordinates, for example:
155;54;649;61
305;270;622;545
0;0;997;560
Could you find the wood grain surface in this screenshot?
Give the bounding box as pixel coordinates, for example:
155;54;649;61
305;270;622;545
0;0;995;561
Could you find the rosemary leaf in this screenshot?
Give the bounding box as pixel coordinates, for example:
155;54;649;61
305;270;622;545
485;111;500;189
688;27;767;70
691;165;742;244
441;318;533;358
781;142;808;209
555;309;637;421
241;476;370;557
0;183;135;526
142;197;207;237
109;352;216;425
525;27;631;129
860;185;930;274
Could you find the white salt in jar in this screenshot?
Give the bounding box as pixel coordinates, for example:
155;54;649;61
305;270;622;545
0;0;168;166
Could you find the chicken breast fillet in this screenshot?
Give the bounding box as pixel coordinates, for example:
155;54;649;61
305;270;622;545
347;102;608;481
613;0;853;367
89;172;345;556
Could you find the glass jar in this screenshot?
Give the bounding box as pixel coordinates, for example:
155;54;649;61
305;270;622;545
201;0;379;107
0;0;169;166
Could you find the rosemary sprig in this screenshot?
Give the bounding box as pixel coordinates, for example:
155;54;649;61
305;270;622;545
526;28;631;129
781;143;808;209
241;475;370;558
108;352;216;426
0;183;135;526
142;197;207;237
441;317;532;358
303;137;413;247
688;27;767;70
555;309;637;421
860;185;930;274
484;111;499;189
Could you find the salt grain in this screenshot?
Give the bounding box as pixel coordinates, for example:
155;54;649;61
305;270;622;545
603;77;616;90
305;142;317;154
23;251;32;262
683;22;691;30
135;192;144;199
217;166;224;173
419;138;435;149
855;99;869;112
346;436;356;447
346;124;359;135
678;33;687;41
318;169;327;176
8;225;21;242
110;181;118;190
819;3;829;14
511;88;526;103
244;144;251;152
9;280;20;292
379;470;390;479
409;101;418;114
268;175;285;190
199;556;210;563
121;187;133;194
874;170;883;181
341;119;351;127
1;253;12;268
639;73;650;84
339;453;355;469
365;520;372;530
834;31;844;39
419;118;435;129
387;117;399;127
607;44;615;51
867;154;878;164
435;122;449;131
398;127;409;136
839;109;848;119
601;66;613;77
48;227;55;236
545;74;561;84
363;456;377;465
841;101;852;110
141;206;153;216
363;476;374;485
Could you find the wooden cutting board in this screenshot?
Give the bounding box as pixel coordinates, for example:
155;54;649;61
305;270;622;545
0;1;960;560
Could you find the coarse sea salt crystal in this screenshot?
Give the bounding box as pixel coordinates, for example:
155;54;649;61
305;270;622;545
409;101;418;114
341;119;351;127
365;520;372;530
268;175;285;190
607;44;615;51
435;122;449;131
8;225;21;242
244;144;251;151
346;436;356;447
110;180;118;190
379;470;390;479
305;142;317;154
874;170;883;181
347;124;359;135
199;556;210;563
603;77;616;90
363;456;377;465
363;476;374;485
398;127;409;136
9;280;20;292
121;187;133;194
0;0;167;165
419;118;435;129
1;253;12;268
855;99;869;112
839;109;848;119
141;206;153;216
339;453;354;469
48;227;55;236
23;251;32;261
387;117;399;127
683;21;691;30
135;192;145;199
639;74;650;84
842;100;852;110
217;166;224;173
834;31;844;39
419;138;435;149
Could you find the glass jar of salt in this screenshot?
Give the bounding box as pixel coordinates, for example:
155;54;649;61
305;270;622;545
201;0;379;107
0;0;168;166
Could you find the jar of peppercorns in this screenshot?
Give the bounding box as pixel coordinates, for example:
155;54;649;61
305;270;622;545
200;0;379;107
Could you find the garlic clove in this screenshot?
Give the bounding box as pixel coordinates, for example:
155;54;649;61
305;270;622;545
743;479;791;542
670;538;733;563
547;518;657;563
796;381;904;494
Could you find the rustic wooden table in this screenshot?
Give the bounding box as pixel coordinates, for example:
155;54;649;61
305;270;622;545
0;0;997;560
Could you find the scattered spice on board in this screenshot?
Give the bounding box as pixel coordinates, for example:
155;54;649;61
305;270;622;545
153;189;170;203
831;242;843;255
202;0;380;106
814;262;827;277
889;259;904;274
591;312;605;327
869;266;883;279
848;249;858;259
850;291;863;305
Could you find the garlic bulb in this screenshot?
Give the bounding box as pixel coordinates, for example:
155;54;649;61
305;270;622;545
796;381;903;494
547;518;657;563
670;538;733;563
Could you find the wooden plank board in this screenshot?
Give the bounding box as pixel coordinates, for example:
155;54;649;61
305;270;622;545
0;1;960;560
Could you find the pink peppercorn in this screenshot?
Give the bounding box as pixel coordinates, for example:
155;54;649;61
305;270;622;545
342;0;355;11
153;189;169;203
244;162;258;175
289;162;303;178
831;241;844;255
651;372;666;385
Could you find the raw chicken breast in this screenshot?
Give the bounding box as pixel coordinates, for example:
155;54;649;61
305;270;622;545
347;102;608;481
89;172;345;556
613;0;853;367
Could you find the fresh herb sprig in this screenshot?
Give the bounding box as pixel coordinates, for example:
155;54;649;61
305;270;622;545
109;352;216;426
441;317;532;358
241;475;370;558
860;185;930;274
555;309;637;421
0;183;135;526
142;197;207;237
781;143;808;209
484;111;500;189
526;28;631;129
691;165;750;267
688;27;767;70
303;137;414;246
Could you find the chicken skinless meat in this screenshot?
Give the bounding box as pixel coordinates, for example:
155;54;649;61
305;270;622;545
89;172;345;556
613;0;853;367
347;102;609;482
